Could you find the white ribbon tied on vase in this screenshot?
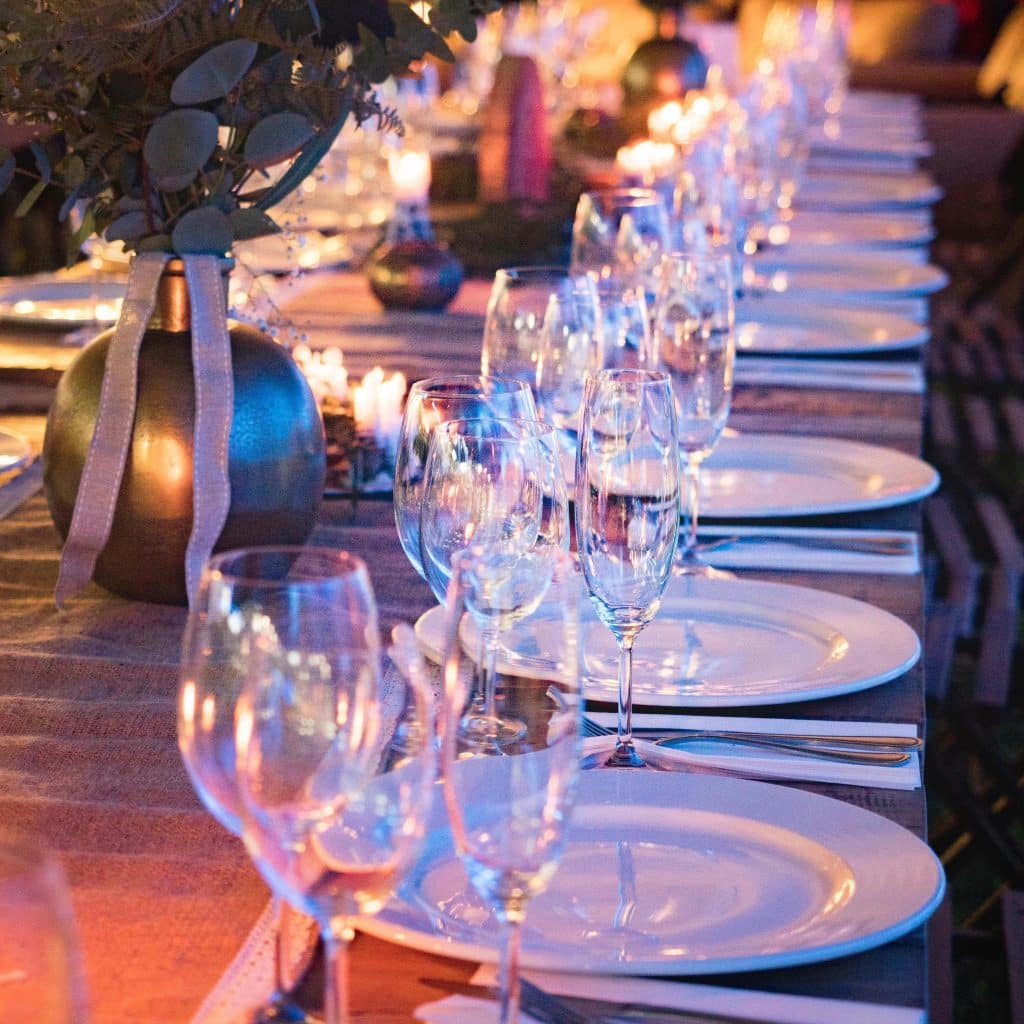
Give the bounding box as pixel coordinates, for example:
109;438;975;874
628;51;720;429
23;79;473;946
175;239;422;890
55;251;234;610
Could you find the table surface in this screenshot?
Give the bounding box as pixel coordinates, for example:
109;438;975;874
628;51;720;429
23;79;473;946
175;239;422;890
0;269;931;1023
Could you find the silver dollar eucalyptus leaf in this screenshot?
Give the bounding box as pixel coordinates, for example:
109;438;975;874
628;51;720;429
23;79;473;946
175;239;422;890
229;208;281;242
171;206;233;255
105;210;152;244
143;108;220;186
243;112;315;170
170;39;259;105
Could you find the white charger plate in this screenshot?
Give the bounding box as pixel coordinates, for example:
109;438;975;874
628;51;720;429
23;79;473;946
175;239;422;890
736;301;929;355
0;429;31;473
360;770;944;974
744;261;947;301
415;572;920;708
797;173;943;211
778;212;934;250
0;280;124;327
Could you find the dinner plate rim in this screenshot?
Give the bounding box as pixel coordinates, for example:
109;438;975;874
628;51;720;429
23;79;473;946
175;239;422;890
357;771;946;975
0;428;32;473
413;572;922;709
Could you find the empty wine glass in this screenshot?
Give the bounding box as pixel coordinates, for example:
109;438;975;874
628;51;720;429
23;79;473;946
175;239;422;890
0;830;88;1024
232;552;435;1024
575;369;681;770
534;282;604;455
595;278;653;370
420;417;569;746
180;547;355;1024
481;267;599;392
440;546;581;1024
394;375;538;580
570;188;670;301
653;252;736;575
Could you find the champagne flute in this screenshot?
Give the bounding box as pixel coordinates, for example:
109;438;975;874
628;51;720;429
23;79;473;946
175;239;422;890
420;417;569;745
394;374;538;580
653;251;736;576
481;267;599;392
0;830;88;1023
595;278;653;370
440;546;580;1024
575;369;681;770
178;546;369;1024
232;552;435;1024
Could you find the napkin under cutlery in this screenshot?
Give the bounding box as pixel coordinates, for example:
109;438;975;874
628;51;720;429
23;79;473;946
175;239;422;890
584;714;921;790
697;526;921;575
413;969;924;1024
734;358;925;394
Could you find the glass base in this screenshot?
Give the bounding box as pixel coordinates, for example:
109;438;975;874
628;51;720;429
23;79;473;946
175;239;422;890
673;549;735;580
459;712;527;748
253;993;316;1024
581;737;697;772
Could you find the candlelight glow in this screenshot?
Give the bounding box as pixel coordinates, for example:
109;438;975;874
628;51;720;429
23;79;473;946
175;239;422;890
615;139;676;181
352;366;407;460
388;148;432;203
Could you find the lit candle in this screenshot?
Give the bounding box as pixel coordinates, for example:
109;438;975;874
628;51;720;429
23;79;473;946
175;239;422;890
388;148;432;204
292;344;349;406
352;366;407;462
615;139;677;184
647;100;684;141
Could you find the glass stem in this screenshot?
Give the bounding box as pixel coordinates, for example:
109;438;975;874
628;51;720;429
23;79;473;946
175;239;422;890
682;459;701;559
615;636;636;754
271;895;289;1000
498;915;524;1024
482;626;499;721
322;921;354;1024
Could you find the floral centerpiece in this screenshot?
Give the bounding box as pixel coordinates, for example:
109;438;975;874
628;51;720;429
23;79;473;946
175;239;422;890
0;0;502;608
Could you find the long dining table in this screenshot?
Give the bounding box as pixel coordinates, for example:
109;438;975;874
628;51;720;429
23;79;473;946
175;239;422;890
0;268;934;1023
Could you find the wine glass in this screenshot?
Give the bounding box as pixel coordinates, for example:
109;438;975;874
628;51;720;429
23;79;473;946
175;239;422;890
178;546;370;1024
595;277;654;370
653;251;736;575
534;281;605;455
394;375;538;580
481;267;600;392
231;552;435;1024
0;830;88;1023
420;417;569;746
440;546;580;1024
570;188;670;301
575;369;681;770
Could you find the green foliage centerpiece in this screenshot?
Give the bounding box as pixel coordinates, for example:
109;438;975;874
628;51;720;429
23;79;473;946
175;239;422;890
0;0;500;607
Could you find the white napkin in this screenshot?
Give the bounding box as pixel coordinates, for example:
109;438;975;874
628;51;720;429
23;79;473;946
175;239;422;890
697;526;921;574
414;967;925;1024
735;358;925;394
0;460;42;521
585;714;921;790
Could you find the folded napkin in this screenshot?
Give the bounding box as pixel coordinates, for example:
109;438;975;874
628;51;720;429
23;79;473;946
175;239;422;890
413;967;925;1024
584;714;921;790
697;526;921;575
735;358;925;394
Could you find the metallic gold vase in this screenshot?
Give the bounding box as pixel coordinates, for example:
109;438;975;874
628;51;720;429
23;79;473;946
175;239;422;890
43;259;326;605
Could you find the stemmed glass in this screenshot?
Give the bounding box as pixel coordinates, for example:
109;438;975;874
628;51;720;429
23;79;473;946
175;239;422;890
575;369;681;770
570;188;670;302
595;278;653;370
230;549;435;1024
653;251;736;575
420;417;569;745
481;267;600;393
179;547;350;1024
0;830;88;1023
394;374;538;580
440;546;581;1024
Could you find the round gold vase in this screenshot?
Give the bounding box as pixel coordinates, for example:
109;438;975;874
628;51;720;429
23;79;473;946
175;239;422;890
43;259;326;605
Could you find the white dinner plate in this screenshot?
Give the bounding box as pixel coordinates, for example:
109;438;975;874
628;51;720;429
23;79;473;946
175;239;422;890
744;261;947;301
797;173;943;211
0;429;31;473
414;572;920;708
808;132;932;161
777;212;934;250
736;301;929;355
360;771;945;974
700;433;939;517
559;433;938;518
0;279;125;327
